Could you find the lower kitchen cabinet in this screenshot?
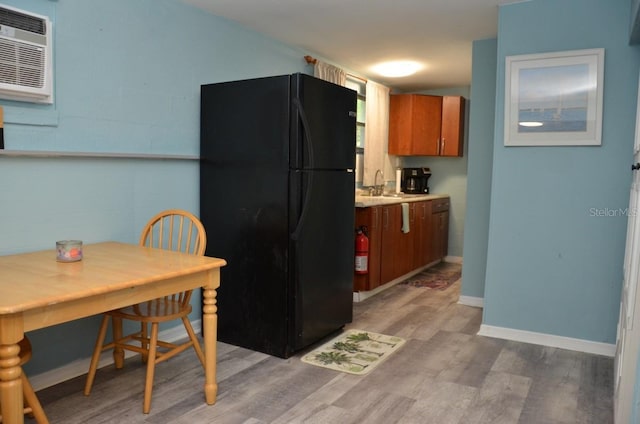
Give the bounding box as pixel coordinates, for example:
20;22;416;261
413;200;433;268
392;203;418;279
354;197;449;292
380;204;401;285
380;203;416;283
431;198;450;262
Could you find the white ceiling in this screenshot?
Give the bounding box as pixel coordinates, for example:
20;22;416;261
183;0;517;92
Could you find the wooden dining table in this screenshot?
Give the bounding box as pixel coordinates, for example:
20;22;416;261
0;241;226;424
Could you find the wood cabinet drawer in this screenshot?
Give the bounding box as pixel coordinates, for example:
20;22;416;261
432;198;450;213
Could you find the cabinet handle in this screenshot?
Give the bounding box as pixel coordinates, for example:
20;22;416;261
373;208;378;228
442;138;446;153
383;208;389;229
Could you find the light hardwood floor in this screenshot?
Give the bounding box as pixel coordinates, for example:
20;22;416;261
34;279;613;423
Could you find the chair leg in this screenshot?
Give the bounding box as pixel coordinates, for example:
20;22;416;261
22;372;49;424
84;314;110;396
112;317;125;369
142;322;159;414
140;322;149;364
182;317;205;367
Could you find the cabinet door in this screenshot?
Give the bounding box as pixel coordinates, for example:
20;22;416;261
380;204;401;284
440;96;465;157
413;201;433;268
438;211;449;258
389;94;442;156
413;95;442;156
388;95;415;155
431;198;450;261
412;201;424;269
432;212;444;261
396;202;415;276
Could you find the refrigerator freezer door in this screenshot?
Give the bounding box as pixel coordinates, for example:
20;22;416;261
290;74;356;171
200;75;290;166
289;169;355;350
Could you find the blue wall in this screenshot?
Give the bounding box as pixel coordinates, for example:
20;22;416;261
0;0;310;375
483;0;640;343
459;38;497;299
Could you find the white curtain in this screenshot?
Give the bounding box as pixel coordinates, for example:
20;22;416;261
363;80;391;187
314;61;347;86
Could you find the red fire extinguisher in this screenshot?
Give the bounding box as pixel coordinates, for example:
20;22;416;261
355;226;369;274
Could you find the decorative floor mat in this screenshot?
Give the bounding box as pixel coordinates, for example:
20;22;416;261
401;261;461;290
300;329;406;375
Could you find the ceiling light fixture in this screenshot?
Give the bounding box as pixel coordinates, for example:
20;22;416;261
371;61;423;78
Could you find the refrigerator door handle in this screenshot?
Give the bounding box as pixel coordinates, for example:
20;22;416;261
292;97;315;169
291;98;314;241
291;170;313;241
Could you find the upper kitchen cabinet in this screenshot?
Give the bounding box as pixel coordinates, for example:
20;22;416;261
388;94;441;156
440;96;465;157
388;94;465;157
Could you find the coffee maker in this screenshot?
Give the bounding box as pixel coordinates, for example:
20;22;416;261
401;167;431;194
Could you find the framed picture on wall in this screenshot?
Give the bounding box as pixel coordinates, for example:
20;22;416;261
504;48;604;146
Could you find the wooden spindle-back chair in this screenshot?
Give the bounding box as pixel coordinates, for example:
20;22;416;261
84;209;207;414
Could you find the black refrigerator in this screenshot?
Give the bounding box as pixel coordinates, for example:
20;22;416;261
200;73;356;358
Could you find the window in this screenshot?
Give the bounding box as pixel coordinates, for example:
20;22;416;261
346;75;366;184
346;76;366;152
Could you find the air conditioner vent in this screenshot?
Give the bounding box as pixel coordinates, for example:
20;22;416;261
0;38;44;88
0;7;45;35
0;4;52;103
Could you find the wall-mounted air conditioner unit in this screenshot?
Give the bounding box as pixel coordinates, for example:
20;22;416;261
0;4;52;104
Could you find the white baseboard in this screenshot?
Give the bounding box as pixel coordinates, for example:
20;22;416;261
29;320;201;392
353;270;420;303
458;295;484;308
477;324;616;357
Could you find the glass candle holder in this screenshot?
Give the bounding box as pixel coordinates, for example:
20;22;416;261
56;240;83;262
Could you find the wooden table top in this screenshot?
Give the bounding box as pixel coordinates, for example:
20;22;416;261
0;241;227;314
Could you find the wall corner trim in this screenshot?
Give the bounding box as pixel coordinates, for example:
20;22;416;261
444;255;463;264
478;324;616;357
458;295;484;308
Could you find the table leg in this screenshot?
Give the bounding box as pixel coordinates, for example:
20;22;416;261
0;322;24;424
112;317;124;369
202;269;219;405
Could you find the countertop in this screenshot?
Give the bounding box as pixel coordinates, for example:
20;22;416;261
354;193;449;207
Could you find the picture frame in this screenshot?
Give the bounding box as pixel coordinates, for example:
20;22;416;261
504;48;604;146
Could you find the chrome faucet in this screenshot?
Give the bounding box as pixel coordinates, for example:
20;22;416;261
373;169;384;196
